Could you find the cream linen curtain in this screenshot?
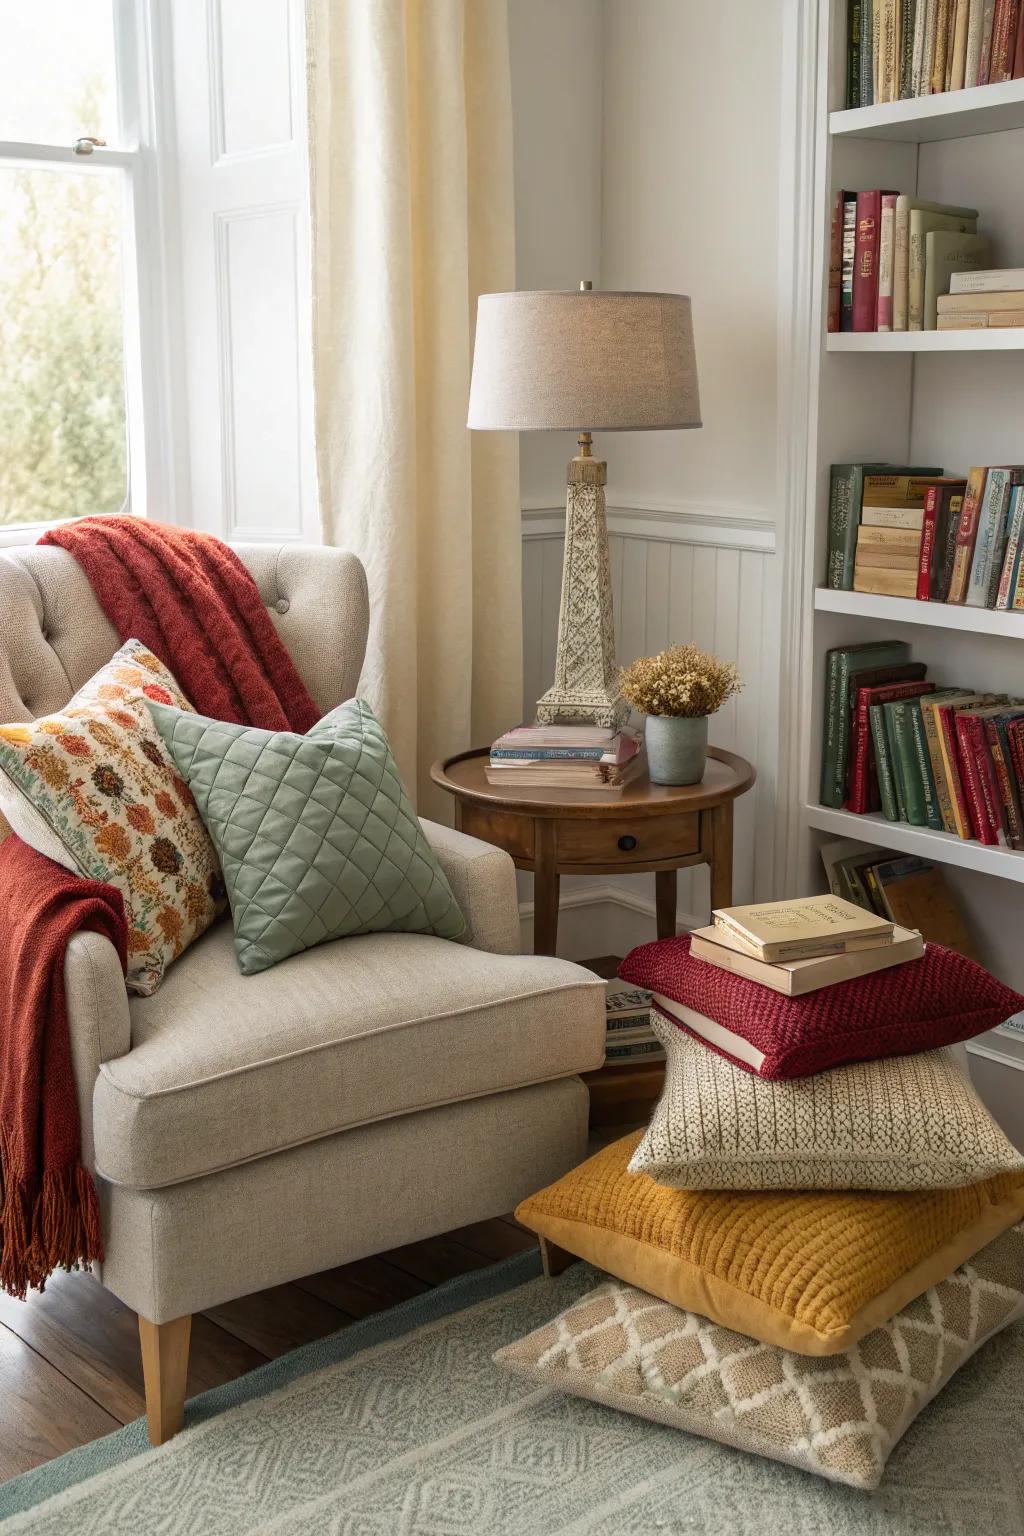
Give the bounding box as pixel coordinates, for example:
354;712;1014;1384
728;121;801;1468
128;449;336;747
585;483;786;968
307;0;522;816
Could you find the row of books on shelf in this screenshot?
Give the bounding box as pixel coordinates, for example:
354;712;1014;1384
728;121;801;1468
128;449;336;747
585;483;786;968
487;724;645;792
821;638;1024;849
826;462;1024;608
845;0;1024;108
827;192;1018;333
820;837;975;953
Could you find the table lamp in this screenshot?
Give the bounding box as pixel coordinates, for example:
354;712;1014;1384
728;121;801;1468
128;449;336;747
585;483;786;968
467;282;701;727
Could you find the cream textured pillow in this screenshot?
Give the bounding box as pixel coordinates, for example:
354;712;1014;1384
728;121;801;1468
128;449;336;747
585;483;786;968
0;640;225;994
494;1224;1024;1490
631;1013;1024;1191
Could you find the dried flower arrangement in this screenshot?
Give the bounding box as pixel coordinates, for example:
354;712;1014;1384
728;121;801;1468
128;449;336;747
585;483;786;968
618;644;742;719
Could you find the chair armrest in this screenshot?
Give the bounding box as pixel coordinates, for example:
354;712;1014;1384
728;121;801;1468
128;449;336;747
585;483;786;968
420;819;521;955
65;931;131;1169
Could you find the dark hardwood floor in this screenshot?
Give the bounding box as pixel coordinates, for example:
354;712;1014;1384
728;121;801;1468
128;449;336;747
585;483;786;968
0;1215;536;1484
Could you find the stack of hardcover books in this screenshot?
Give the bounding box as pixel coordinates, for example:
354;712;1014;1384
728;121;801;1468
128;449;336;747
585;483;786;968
686;896;923;999
938;266;1024;329
486;725;645;791
828;190;990;334
826;462;1024;608
604;980;663;1063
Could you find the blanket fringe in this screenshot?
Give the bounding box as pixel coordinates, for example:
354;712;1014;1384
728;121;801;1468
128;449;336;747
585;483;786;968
0;1124;103;1300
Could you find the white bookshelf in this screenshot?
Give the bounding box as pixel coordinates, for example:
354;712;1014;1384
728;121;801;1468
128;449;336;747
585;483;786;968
814;587;1024;636
829;77;1024;142
797;2;1024;1000
827;329;1024;352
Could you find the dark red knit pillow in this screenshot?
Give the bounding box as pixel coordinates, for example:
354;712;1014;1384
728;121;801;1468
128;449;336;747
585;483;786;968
618;934;1024;1080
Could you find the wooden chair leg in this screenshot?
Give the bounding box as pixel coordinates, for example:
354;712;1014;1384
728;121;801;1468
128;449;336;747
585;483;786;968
139;1314;191;1446
539;1237;576;1278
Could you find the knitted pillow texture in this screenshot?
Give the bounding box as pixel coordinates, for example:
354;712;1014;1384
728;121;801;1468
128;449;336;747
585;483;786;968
631;1017;1024;1190
618;933;1024;1079
148;696;465;974
494;1224;1024;1491
0;639;225;994
515;1131;1024;1356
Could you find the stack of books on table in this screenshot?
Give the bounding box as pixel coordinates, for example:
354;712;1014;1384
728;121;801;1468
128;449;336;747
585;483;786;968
938;267;1024;330
486;725;645;791
604;979;663;1063
686;896;924;999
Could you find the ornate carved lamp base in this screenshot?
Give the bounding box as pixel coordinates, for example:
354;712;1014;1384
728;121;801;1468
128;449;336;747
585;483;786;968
535;436;627;729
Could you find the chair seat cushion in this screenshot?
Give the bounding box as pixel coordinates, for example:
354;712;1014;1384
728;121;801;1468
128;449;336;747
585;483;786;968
92;921;605;1189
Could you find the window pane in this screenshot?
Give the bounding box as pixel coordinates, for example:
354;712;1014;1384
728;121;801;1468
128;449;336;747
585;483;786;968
0;167;127;525
0;2;118;146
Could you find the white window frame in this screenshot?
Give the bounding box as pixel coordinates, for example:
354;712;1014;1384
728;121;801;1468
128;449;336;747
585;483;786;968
0;0;185;548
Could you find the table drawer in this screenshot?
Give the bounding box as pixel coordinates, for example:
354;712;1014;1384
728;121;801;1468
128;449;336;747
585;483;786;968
556;812;699;867
458;804;535;862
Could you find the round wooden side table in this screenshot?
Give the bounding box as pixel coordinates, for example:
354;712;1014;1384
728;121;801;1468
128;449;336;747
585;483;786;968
430;747;756;956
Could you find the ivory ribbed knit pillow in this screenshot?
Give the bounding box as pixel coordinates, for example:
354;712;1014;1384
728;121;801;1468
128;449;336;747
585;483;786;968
631;1016;1024;1190
515;1131;1024;1355
618;933;1024;1078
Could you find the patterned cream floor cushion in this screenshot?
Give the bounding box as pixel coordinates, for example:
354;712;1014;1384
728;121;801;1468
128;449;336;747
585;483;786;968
516;1131;1024;1354
631;1017;1024;1190
0;639;225;994
494;1223;1024;1490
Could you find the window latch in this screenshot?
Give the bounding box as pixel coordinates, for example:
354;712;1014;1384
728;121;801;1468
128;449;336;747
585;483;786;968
73;137;106;156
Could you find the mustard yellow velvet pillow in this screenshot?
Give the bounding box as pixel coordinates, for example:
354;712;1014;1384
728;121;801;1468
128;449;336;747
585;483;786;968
515;1131;1024;1356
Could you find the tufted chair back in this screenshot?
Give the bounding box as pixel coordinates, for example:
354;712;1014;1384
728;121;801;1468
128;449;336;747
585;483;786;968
0;540;369;726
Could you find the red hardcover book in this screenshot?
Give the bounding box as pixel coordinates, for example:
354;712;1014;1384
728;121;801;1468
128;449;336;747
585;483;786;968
985;715;1024;847
828;190;843;333
842;660;928;808
936;702;976;839
917;486;940;601
846;677;934;813
947;466;989;604
852;191;889;334
955;712;999;843
991;0;1020;77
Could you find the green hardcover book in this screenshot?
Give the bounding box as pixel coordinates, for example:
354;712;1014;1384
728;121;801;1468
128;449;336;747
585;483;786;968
821;640;912;807
826;464;889;591
870;702;900;821
882;703;909;821
908;701;943;830
888;700;927;826
848;0;863;106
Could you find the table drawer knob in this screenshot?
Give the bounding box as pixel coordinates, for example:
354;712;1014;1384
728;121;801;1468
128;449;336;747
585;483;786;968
617;834;638;852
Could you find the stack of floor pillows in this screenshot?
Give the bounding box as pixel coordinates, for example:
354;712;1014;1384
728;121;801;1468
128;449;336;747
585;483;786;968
496;932;1024;1490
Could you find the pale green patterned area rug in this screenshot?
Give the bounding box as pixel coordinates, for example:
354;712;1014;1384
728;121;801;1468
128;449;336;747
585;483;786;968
1;1251;1023;1535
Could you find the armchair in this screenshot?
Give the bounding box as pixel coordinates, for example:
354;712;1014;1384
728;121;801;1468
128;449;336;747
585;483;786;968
0;543;605;1445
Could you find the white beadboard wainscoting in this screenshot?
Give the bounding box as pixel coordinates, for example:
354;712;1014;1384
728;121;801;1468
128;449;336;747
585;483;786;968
519;499;782;958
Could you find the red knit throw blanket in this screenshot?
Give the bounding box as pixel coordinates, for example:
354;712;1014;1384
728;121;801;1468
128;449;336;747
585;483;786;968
0;518;320;1297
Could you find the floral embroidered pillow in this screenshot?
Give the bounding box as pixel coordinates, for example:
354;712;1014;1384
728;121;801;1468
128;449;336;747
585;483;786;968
0;640;226;994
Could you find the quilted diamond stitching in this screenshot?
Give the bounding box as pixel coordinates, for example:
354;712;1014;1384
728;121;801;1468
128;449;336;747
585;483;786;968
148;698;464;972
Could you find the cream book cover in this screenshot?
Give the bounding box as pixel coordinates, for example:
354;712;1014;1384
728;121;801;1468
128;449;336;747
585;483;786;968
711;896;893;962
689;924;924;996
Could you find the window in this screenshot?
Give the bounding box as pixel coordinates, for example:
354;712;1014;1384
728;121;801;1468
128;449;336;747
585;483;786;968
0;2;164;533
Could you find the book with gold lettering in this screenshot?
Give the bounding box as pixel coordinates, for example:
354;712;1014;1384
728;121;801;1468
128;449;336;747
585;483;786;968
711;896;894;963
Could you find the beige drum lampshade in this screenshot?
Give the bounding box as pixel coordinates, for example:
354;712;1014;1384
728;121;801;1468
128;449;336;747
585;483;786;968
467;289;701;432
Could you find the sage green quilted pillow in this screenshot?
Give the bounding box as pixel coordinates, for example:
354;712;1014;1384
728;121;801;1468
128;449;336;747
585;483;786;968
146;697;465;974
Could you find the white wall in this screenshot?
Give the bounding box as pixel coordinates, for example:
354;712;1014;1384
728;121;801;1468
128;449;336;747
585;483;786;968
510;0;786;956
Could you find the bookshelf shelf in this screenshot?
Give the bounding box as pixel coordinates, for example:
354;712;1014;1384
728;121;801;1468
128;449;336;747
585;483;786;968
813;588;1024;636
802;804;1024;883
830;78;1024;144
826;330;1024;352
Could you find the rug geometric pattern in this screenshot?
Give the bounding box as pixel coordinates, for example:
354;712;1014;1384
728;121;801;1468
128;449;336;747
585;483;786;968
2;1259;1023;1534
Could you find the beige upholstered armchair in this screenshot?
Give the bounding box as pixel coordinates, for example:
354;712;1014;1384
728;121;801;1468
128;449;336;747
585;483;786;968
0;543;605;1444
